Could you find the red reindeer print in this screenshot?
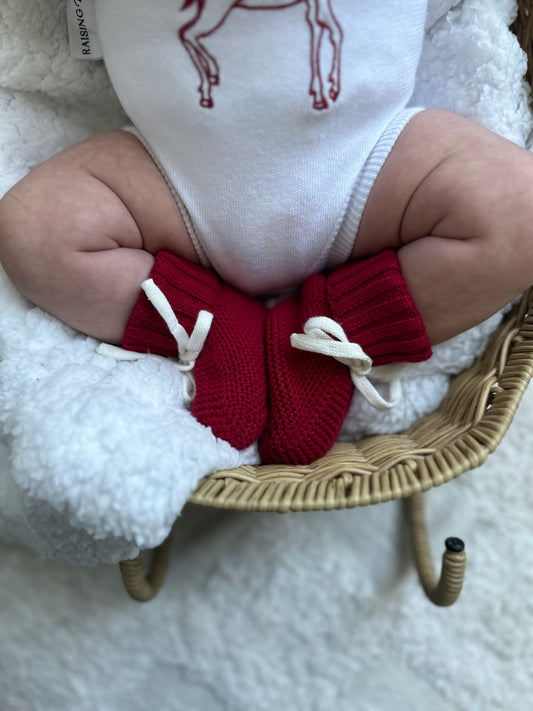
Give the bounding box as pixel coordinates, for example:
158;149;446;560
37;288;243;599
179;0;343;110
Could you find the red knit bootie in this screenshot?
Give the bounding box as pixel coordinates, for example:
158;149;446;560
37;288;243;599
258;250;432;465
121;251;268;450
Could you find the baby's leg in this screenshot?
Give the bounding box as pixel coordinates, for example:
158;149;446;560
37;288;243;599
0;130;269;450
0;130;197;343
352;109;533;345
258;110;533;463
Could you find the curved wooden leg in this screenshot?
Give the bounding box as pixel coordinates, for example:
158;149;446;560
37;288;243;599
406;493;466;607
119;532;173;602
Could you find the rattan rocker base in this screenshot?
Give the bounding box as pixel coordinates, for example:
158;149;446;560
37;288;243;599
406;494;466;607
120;494;467;606
119;533;173;602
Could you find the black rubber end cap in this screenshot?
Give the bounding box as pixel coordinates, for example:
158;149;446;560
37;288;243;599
445;537;465;553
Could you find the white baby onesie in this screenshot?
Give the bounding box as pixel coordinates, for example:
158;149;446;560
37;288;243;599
94;0;428;295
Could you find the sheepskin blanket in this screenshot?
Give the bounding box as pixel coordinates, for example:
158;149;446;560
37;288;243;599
0;0;531;564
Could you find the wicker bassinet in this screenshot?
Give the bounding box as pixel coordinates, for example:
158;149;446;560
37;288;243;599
120;1;533;606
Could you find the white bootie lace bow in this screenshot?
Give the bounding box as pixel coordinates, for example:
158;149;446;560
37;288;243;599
290;317;404;411
97;278;213;405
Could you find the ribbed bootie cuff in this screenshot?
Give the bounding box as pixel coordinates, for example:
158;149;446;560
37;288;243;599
122;251;221;356
327;250;432;365
149;252;220;330
121;251;268;450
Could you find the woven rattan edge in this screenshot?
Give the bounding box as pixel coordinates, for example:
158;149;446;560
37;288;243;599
188;289;533;513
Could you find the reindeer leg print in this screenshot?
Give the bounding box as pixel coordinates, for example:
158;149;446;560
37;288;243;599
305;0;328;110
304;0;343;109
179;27;216;106
181;46;216;107
318;0;342;103
179;0;237;108
179;0;343;110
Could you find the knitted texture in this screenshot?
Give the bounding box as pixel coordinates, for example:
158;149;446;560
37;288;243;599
328;250;433;365
122;251;268;450
258;274;354;465
259;250;432;465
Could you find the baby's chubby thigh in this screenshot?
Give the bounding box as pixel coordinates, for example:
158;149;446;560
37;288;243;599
352;108;533;265
350;108;533;343
0;130;198;342
0;129;198;269
78;130;200;261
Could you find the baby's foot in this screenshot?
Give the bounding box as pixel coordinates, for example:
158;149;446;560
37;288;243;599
259;251;432;465
258;279;353;464
122;251;267;450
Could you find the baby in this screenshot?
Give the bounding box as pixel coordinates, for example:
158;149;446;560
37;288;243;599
1;0;533;464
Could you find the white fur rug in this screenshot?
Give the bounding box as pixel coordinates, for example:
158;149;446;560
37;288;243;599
0;0;531;564
1;385;532;711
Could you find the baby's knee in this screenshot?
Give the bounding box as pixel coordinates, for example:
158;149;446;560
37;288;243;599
430;125;533;235
0;141;142;301
0;183;43;295
463;145;533;289
0;166;83;303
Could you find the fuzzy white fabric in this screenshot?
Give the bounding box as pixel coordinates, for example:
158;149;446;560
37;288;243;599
1;385;533;711
0;0;531;564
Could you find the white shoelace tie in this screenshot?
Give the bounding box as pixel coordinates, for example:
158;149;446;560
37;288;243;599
97;278;213;405
290;316;403;411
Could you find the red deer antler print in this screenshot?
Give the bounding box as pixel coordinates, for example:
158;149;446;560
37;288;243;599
179;0;343;109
